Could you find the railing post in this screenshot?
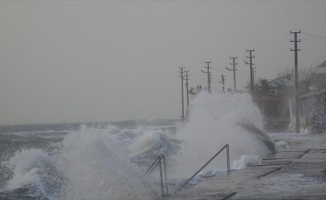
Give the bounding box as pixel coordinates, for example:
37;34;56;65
227;144;230;175
145;156;160;175
146;155;169;197
163;156;168;196
159;158;164;197
176;144;231;193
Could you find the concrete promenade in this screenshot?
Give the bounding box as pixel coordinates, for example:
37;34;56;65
169;147;326;200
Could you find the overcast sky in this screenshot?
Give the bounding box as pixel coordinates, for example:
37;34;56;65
0;0;326;125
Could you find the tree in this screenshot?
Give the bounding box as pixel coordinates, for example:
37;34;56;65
259;79;270;94
189;85;202;97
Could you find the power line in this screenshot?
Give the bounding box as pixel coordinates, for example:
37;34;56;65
212;67;249;77
211;67;226;73
237;73;250;78
190;79;206;82
211;67;250;79
237;70;250;76
301;32;326;40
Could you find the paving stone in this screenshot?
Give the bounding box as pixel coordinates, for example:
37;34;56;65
167;148;326;200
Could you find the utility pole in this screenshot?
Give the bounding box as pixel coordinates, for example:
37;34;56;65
290;31;301;133
179;67;185;121
226;57;237;92
184;71;190;119
246;49;255;92
220;74;225;92
201;61;212;93
252;61;256;88
253;67;257;84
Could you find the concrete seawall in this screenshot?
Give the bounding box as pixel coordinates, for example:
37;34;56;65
169;147;326;200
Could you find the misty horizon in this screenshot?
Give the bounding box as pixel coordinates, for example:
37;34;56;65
0;1;326;125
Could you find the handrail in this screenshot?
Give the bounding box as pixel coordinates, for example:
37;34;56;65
176;144;230;193
145;155;169;197
145;156;161;175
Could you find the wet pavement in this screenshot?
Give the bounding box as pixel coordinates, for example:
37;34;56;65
168;148;326;200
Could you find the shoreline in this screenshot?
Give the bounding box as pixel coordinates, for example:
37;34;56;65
169;135;326;200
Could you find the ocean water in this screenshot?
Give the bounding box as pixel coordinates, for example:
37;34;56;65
0;92;277;200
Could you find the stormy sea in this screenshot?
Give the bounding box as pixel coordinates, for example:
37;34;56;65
1;92;313;200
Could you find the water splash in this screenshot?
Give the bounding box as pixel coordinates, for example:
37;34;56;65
173;92;274;178
0;92;276;198
2;149;64;200
2;125;163;200
57;126;158;200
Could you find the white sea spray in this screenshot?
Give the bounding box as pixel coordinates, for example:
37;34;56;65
57;126;158;200
173;92;273;179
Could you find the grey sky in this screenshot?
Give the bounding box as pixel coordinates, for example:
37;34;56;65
0;1;325;125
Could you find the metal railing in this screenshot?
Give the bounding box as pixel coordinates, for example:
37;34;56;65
145;155;168;197
176;144;230;193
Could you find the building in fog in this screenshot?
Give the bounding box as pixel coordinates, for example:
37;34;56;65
259;74;293;131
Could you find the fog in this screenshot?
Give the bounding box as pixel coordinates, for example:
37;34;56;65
0;1;325;125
